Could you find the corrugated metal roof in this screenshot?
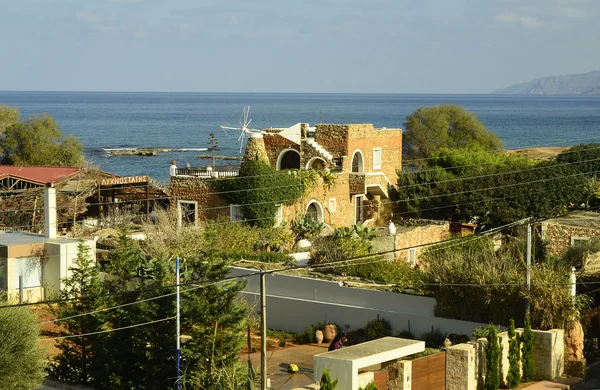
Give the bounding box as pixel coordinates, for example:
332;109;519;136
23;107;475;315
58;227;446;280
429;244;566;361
0;166;81;185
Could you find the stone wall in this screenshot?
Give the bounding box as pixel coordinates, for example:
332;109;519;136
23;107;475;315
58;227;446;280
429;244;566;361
462;328;564;389
346;124;403;181
314;124;350;157
262;133;299;168
542;221;600;257
169;176;230;221
394;223;451;263
446;344;476;390
532;328;564;380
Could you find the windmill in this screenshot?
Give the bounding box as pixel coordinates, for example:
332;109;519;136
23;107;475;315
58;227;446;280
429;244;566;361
221;106;262;153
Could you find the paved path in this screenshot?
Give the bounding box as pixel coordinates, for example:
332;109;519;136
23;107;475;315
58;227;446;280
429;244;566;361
246;343;328;389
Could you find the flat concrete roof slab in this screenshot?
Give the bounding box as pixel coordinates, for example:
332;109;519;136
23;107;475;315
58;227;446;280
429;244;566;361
314;337;425;389
0;231;80;247
315;337;424;366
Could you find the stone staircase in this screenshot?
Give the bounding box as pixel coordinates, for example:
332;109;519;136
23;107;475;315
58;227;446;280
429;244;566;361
305;138;333;162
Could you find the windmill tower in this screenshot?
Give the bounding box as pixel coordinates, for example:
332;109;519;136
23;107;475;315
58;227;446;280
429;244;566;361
221;106;268;162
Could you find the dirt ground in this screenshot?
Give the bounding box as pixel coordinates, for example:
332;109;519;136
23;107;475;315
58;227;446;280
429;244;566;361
506;146;570;161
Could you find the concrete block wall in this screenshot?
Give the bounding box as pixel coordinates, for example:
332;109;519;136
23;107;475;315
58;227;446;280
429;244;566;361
446;344;476;390
532;329;564;380
383;359;411;390
468;339;487;390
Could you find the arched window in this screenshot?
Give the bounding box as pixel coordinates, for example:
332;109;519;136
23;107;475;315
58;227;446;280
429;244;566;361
306;201;324;223
277;149;301;170
306;157;327;170
351;150;364;173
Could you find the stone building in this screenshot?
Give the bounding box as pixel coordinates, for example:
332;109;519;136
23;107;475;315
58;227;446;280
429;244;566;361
541;211;600;258
169;122;403;228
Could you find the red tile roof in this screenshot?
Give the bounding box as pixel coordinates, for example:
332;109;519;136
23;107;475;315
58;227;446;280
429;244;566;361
0;166;81;185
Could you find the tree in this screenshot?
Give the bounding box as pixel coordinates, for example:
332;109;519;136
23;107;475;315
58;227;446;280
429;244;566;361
320;368;338;390
485;323;500;390
521;313;535;382
395;147;589;228
207;132;220;167
403;105;503;163
0;306;46;389
507;319;521;388
218;158;304;227
0;105;19;133
181;229;249;389
49;240;105;385
0;113;84;166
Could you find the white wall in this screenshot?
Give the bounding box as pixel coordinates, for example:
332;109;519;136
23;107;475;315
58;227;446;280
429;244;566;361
231;267;485;337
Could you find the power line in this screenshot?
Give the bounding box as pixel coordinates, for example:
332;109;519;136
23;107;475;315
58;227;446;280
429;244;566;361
41;316;176;341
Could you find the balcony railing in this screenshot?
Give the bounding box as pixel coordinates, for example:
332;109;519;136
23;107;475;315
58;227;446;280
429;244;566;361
175;167;239;179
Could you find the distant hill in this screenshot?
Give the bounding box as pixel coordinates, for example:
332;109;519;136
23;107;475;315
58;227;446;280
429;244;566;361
493;70;600;95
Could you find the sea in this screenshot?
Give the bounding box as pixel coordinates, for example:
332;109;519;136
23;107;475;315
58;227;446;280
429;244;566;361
1;91;600;184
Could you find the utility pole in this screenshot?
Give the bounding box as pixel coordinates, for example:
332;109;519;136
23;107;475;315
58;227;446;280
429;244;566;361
260;270;267;390
176;256;181;390
526;223;532;315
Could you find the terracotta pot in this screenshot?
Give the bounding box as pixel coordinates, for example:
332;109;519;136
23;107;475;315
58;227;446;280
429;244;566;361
323;323;337;343
315;330;324;344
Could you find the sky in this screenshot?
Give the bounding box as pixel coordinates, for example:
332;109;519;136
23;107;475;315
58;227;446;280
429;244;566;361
0;0;598;94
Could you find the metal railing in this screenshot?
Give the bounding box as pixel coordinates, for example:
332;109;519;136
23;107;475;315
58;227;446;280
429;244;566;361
175;167;240;178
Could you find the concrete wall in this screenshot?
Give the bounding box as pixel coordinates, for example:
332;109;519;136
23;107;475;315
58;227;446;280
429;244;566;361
232;267;485;337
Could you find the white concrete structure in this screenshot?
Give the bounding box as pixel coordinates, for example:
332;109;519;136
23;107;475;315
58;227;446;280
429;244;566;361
313;337;424;390
231;267;485;337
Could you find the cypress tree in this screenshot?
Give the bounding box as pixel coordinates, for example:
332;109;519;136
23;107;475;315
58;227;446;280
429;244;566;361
507;319;521;388
320;368;338;390
522;313;535;382
485;323;500;390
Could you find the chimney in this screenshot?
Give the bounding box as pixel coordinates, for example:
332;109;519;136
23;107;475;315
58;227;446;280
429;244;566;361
44;182;57;239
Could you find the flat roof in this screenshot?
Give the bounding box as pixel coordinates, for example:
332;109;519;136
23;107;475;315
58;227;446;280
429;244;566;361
0;231;80;246
316;337;424;363
545;211;600;229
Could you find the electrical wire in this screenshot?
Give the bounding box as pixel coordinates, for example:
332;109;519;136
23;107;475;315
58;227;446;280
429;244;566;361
41;316;177;341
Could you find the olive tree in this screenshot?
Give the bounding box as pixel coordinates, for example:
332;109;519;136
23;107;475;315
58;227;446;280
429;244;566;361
403;105;503;164
0;113;84;166
0;306;47;389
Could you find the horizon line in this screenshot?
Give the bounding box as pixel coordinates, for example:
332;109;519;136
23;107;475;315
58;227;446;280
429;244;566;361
0;89;497;96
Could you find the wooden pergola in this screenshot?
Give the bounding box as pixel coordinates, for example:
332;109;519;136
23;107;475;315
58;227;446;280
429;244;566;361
96;176;168;221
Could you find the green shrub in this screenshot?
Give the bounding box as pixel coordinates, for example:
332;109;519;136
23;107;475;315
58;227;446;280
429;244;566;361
343;258;423;287
522;313;535;382
217;159;304;228
359;381;379;390
0;306;46;388
320;368;338;390
292;215;324;240
311;234;371;265
507;319;521;388
396;329;415;339
472;324;502;340
447;333;470;345
419;327;446;349
365;317;392;341
485;323;501;390
346;328;367;345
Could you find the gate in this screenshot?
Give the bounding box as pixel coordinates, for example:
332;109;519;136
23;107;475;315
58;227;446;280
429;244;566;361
411;351;446;390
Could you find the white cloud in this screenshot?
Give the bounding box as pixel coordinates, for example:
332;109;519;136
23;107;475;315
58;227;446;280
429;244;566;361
75;11;96;23
95;24;120;33
229;15;239;25
494;13;544;28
